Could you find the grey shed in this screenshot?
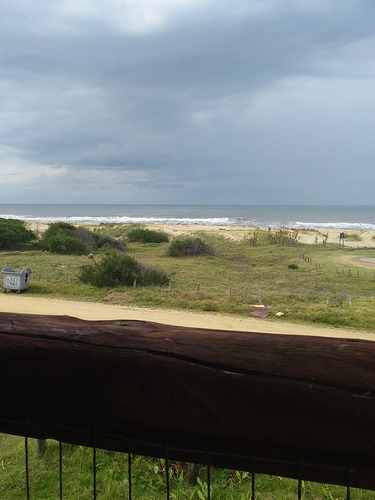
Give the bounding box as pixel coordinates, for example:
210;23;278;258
2;267;31;293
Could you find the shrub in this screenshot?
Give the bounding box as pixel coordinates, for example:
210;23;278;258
93;233;126;252
288;263;299;269
167;238;215;257
0;219;36;249
39;222;125;255
344;233;362;242
41;221;75;238
47;234;87;255
127;228;169;243
78;251;169;288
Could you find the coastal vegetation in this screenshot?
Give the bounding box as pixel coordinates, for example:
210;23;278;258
166;237;216;257
1;222;375;498
127;227;170;243
0;218;36;249
38;221;125;254
79;250;170;288
2;223;375;332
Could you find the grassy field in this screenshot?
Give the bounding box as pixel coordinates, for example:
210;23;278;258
3;225;375;332
1;225;375;498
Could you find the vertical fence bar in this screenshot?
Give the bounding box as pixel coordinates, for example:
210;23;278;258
346;460;351;500
206;447;211;500
93;446;97;500
251;451;255;500
24;436;30;500
128;441;132;500
165;446;170;500
59;441;63;500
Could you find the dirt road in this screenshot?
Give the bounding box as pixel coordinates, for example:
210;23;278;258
0;294;372;340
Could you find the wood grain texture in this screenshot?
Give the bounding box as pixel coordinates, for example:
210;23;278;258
0;312;374;488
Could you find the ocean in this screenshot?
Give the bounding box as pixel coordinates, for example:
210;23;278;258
0;204;374;231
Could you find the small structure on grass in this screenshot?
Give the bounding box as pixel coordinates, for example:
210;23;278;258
2;267;31;293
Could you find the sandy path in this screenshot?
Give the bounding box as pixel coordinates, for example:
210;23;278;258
0;294;373;341
338;254;375;269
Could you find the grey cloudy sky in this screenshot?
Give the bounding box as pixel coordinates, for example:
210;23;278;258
1;0;374;205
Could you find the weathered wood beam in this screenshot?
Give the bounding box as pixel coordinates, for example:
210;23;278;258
0;312;374;489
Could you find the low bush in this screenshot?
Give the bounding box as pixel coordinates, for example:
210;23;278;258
79;251;169;288
0;218;36;249
167;238;215;257
93;233;126;252
46;234;87;255
39;222;125;255
344;233;362;242
127;227;169;243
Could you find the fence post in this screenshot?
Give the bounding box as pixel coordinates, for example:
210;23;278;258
242;287;247;299
187;463;200;485
197;283;200;294
258;289;263;304
36;438;47;456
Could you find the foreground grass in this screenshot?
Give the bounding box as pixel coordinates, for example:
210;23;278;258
3;226;375;332
0;435;373;500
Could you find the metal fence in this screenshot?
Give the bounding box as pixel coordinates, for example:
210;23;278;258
5;434;365;499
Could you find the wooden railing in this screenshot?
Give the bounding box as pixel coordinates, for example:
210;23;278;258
0;312;375;492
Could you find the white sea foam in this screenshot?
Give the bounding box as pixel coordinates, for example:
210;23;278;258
0;214;235;227
294;221;375;230
0;205;374;230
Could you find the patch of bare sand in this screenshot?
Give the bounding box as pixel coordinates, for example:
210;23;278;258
0;295;373;341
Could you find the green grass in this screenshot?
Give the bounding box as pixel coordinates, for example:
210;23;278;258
3;226;375;332
1;435;374;499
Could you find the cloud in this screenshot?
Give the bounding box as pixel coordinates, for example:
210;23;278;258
0;0;374;203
